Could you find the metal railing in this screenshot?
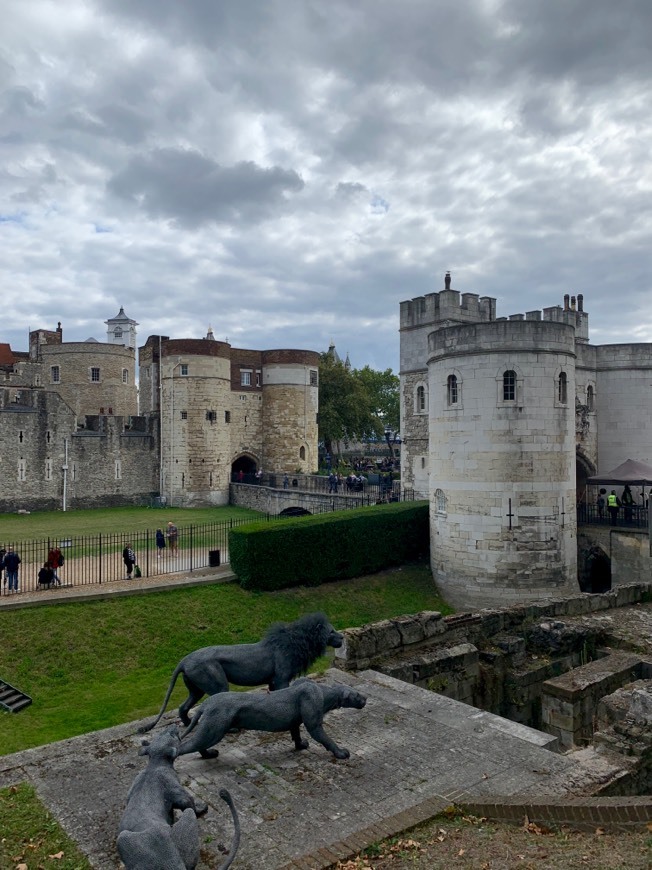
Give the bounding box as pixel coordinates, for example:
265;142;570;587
0;491;418;597
577;503;649;529
231;471;401;500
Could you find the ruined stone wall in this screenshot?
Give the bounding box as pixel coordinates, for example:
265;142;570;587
427;320;578;609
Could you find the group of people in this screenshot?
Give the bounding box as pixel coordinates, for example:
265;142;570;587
124;521;179;579
596;485;639;524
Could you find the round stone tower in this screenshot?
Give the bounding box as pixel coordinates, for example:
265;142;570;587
261;350;320;474
428;319;578;609
160;339;232;507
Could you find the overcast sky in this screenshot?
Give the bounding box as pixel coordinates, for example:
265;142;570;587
2;0;651;372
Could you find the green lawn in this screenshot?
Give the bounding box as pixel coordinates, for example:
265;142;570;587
0;563;451;756
0;504;262;545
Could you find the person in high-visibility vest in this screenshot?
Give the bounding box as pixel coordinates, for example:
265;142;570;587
607;490;620;525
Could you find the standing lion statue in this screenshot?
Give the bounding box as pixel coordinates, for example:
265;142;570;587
140;612;343;733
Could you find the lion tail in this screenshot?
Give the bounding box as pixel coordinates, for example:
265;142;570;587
137;661;185;734
216;788;240;870
180;706;202;738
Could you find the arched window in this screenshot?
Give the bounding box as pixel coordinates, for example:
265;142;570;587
503;370;516;401
114;328;123;339
435;488;446;514
416;385;426;412
447;374;458;405
299;446;306;460
586;384;594;411
558;371;567;404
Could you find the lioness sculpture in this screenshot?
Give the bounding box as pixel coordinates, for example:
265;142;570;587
179;678;367;761
140;612;343;733
116;725;240;870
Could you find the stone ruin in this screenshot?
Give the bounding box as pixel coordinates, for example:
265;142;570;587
334;582;652;795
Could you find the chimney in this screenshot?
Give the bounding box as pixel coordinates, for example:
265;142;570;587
563;294;570;311
577;294;584;312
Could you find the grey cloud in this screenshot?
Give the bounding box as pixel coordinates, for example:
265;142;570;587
107;149;304;226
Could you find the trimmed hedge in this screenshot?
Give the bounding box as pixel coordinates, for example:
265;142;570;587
229;501;429;591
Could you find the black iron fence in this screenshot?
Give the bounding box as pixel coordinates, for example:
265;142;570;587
0;491;418;597
577;503;649;529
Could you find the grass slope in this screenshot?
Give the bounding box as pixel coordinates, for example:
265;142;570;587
0;564;451;756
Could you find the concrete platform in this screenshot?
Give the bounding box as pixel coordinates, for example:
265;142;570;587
0;669;626;870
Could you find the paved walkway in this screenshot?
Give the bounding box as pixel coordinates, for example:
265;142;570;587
0;670;627;870
0;563;237;610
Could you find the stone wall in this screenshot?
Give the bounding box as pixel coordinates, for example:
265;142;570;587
0;389;158;511
578;525;651;591
335;583;652;729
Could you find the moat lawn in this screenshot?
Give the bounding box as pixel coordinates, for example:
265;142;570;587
0;563;452;756
0;504;262;544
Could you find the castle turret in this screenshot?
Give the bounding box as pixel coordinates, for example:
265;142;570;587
106;307;138;349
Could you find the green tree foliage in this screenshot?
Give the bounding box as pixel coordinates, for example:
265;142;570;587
318;353;399;456
354;365;400;433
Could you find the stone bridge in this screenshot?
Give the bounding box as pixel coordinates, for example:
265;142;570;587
230;482;375;515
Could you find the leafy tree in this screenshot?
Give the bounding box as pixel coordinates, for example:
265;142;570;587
318;354;400;458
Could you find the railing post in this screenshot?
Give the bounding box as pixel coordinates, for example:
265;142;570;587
190;525;194;572
98;533;102;584
146;528;150;578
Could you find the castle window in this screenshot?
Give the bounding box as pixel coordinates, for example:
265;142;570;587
72;463;76;481
239;395;246;402
241;370;252;386
46;431;51;443
225;411;231;423
447;374;458;405
34;374;41;387
206;410;216;422
310;370;318;386
256;370;262;386
115;460;121;480
586;384;594;411
114;328;123;339
19;431;23;443
435;488;446;514
122;368;129;384
180;410;187;420
299;446;306;460
180;364;188;376
558;371;567;404
18;458;26;481
415;384;427;413
503;370;516;401
91;367;100;383
51;365;60;383
45;458;52;481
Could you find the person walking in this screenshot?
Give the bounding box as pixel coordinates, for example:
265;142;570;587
607;490;620;525
0;544;6;587
283;473;289;489
38;562;55;589
47;545;64;586
3;546;21;593
166;522;178;554
122;543;136;579
155;528;166;558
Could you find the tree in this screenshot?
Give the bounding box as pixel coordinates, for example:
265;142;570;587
353;366;400;434
318;355;400;459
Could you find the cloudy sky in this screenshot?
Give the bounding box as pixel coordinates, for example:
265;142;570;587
2;0;651;372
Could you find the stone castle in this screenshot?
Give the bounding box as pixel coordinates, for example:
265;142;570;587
400;273;652;610
0;312;319;511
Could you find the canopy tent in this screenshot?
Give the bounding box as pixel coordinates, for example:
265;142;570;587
587;458;652;486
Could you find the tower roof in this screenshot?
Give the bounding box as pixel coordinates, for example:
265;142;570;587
105;307;139;326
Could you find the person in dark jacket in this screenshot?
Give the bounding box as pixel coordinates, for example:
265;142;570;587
38;562;55;588
122;544;136;579
155;528;166;558
3;546;21;592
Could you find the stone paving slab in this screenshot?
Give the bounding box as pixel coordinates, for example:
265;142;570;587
0;669;627;870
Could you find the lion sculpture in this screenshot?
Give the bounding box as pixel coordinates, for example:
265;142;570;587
140;612;343;733
116;725;240;870
179;678;367;761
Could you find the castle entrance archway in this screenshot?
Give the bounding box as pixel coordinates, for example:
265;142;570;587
232;454;257;475
580;546;611;593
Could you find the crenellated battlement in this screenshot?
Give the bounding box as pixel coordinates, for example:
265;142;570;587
401;275;589;343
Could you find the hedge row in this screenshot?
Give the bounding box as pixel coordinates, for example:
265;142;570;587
228;501;429;591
